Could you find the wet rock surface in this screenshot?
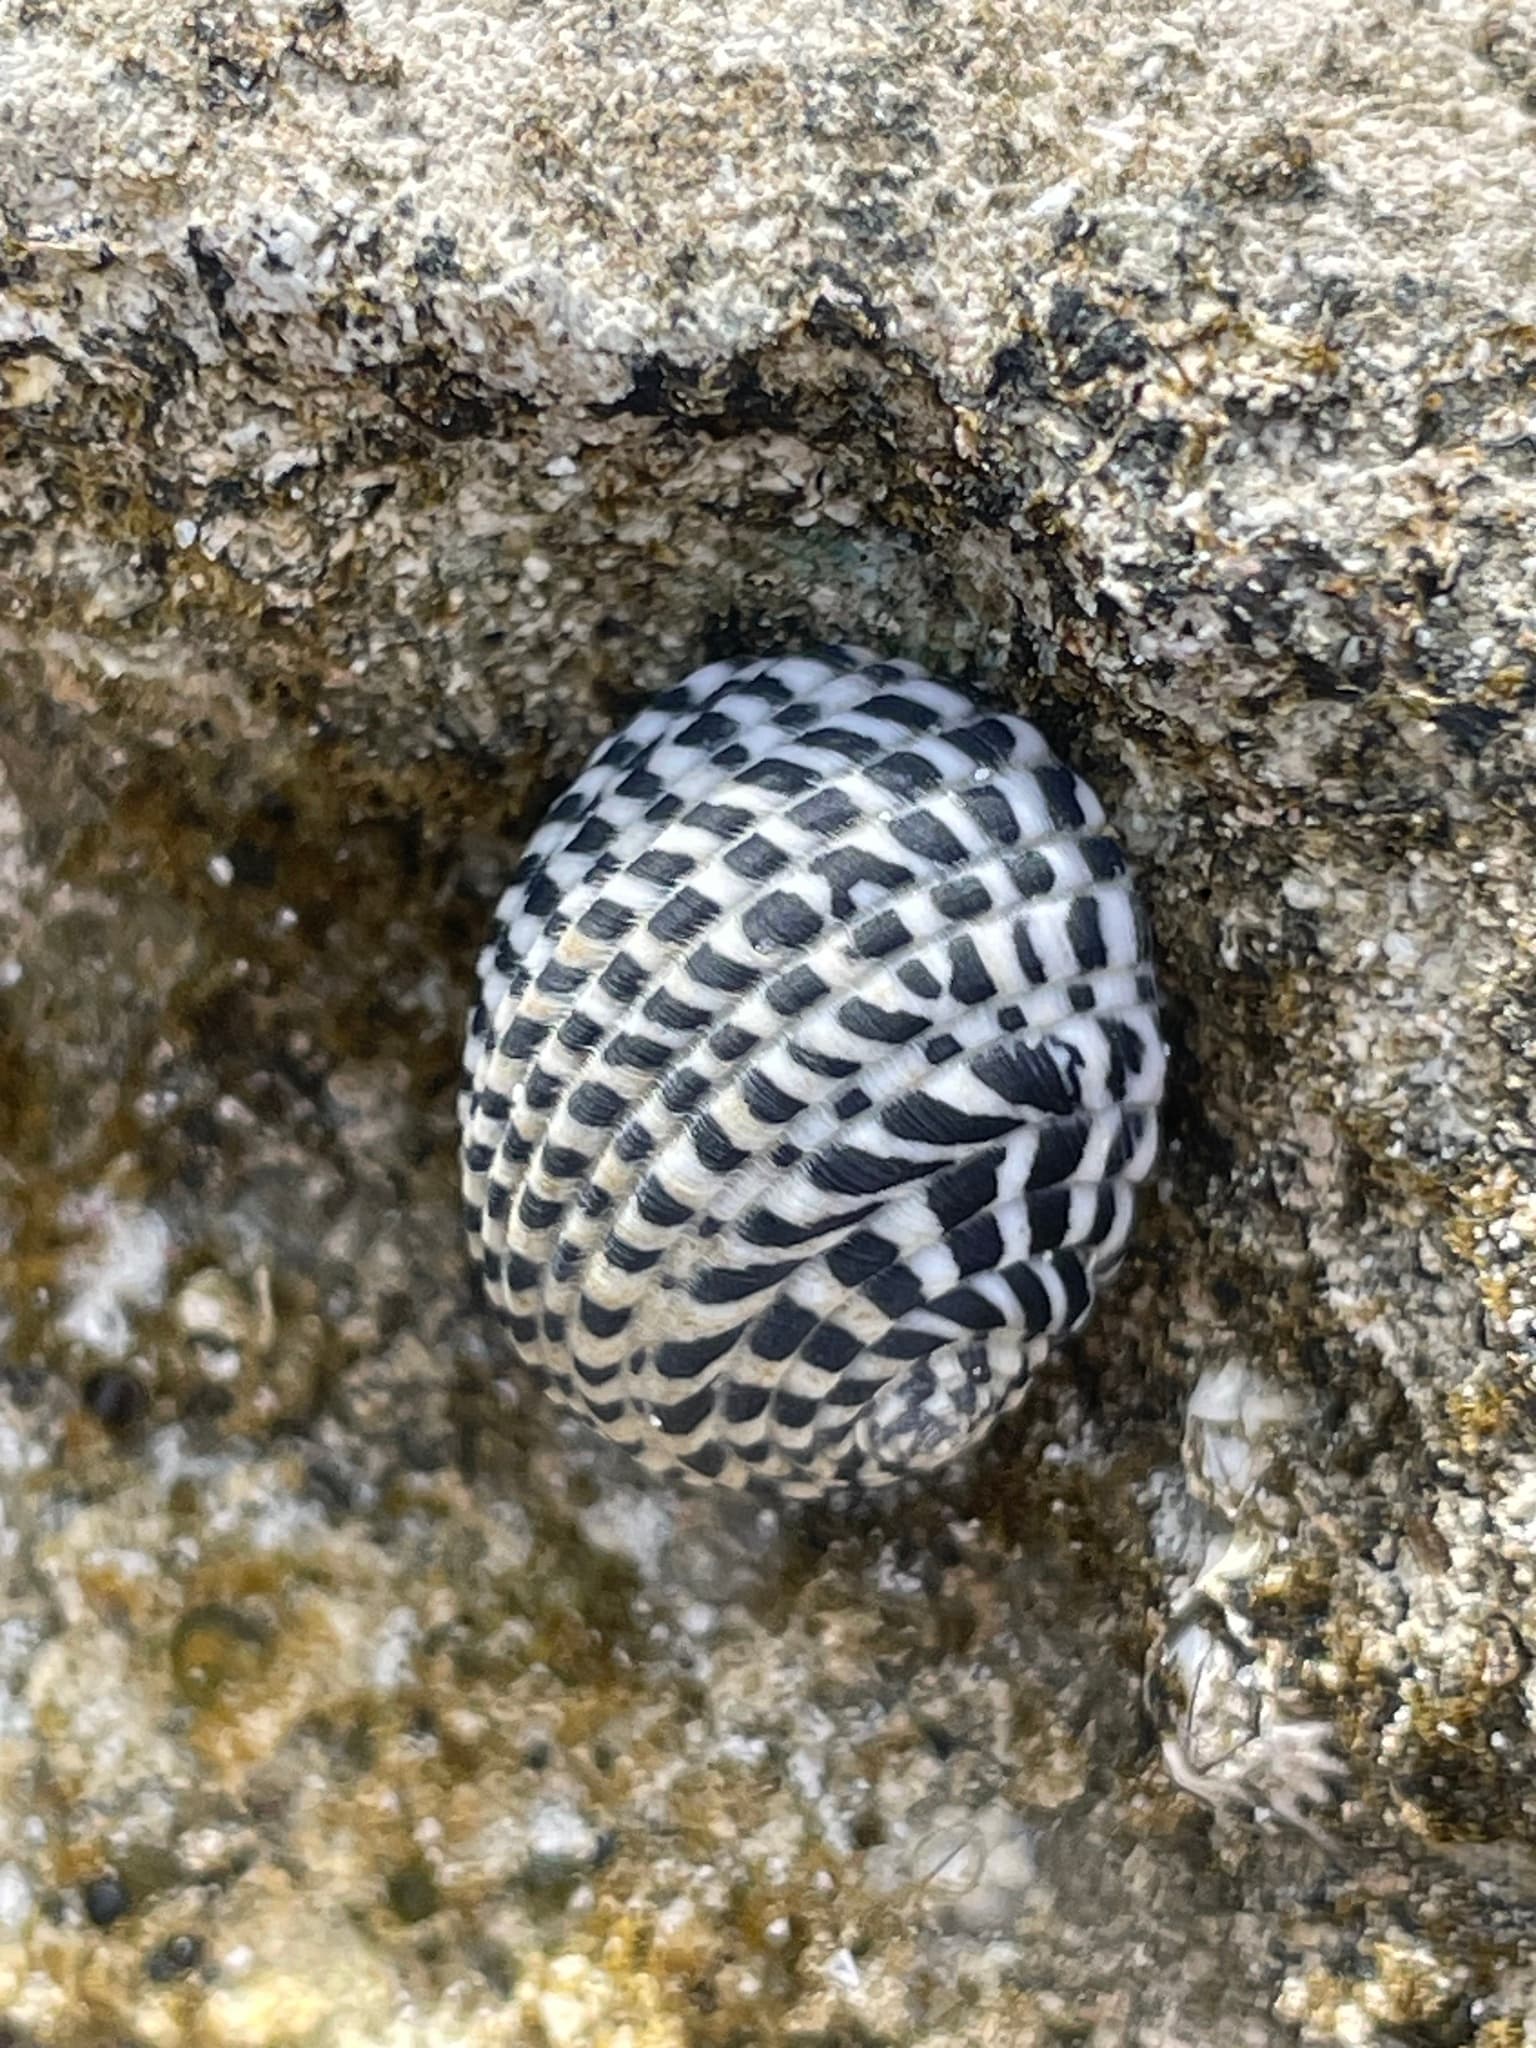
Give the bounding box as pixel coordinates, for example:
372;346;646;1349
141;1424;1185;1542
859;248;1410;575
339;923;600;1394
2;0;1535;2040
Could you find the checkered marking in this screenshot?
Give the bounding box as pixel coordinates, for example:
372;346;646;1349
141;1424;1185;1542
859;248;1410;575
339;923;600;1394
460;648;1163;1494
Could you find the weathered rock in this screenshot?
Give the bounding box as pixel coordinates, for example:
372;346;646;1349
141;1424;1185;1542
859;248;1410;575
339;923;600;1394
2;0;1535;2040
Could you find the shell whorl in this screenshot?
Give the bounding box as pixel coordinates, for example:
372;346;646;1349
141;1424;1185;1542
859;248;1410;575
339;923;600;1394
460;648;1164;1496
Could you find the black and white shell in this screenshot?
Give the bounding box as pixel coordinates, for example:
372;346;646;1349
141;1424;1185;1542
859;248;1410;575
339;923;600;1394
460;648;1163;1496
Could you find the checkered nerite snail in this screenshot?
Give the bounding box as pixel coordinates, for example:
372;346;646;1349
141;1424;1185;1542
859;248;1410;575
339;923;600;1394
460;648;1164;1496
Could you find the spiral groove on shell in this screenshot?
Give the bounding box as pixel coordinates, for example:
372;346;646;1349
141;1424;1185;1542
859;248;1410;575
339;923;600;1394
460;648;1164;1495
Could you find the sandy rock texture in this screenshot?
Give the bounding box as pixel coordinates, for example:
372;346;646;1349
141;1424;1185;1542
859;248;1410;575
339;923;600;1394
2;0;1536;2041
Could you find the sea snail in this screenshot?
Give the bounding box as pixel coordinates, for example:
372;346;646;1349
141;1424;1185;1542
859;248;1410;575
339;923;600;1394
460;647;1164;1496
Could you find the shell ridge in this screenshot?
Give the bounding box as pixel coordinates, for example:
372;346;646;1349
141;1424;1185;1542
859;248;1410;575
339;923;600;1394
465;910;1154;1325
469;683;1077;1108
490;770;1077;1270
470;711;1031;1124
504;677;1063;996
528;1024;1155;1409
490;882;1160;1373
531;833;1122;1206
527;890;1030;1320
683;1101;1141;1380
572;876;1154;1270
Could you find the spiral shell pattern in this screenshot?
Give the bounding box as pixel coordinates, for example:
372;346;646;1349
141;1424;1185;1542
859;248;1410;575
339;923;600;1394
460;648;1164;1495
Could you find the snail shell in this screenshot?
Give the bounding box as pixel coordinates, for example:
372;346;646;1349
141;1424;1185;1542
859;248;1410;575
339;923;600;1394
460;647;1163;1496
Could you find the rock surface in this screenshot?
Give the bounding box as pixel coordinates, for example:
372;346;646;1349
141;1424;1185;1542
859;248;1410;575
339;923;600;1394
2;0;1535;2041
